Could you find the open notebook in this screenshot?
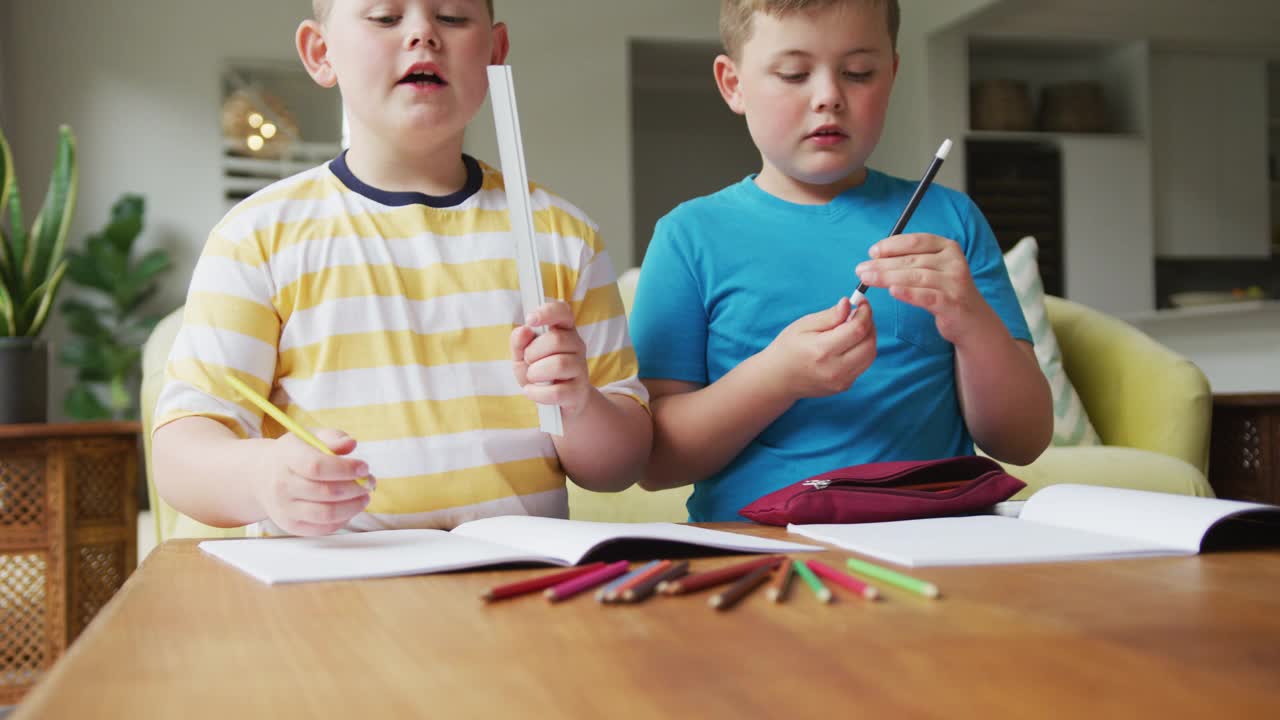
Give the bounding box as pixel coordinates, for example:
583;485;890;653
200;515;821;584
788;484;1280;567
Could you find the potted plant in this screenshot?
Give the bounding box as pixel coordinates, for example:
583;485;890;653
60;194;172;420
0;125;78;424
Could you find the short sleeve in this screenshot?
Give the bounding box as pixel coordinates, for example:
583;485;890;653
152;228;281;438
957;195;1032;344
629;215;710;385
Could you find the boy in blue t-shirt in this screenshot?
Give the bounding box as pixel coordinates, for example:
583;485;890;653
629;0;1053;521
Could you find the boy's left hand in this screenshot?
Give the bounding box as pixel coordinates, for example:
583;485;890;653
510;301;593;419
855;233;996;345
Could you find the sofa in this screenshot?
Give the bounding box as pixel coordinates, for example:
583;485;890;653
140;270;1212;542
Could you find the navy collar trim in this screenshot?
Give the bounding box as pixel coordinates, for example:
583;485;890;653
328;150;483;208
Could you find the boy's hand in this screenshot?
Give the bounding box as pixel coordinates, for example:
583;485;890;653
761;297;876;401
510;301;593;419
855;233;996;345
254;430;374;537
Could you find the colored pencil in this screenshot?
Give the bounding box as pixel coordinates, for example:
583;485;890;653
846;557;941;599
659;555;782;596
807;559;880;601
596;560;661;602
224;374;370;489
766;558;795;603
605;560;670;603
621;560;689;603
544;560;629;602
708;563;774;611
482;562;608;601
792;559;832;603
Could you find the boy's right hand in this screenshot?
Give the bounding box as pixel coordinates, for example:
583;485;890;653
253;430;374;537
761;297;877;401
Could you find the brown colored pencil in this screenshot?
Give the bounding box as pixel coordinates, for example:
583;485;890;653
621;560;689;602
660;555;782;596
708;563;774;611
766;558;795;603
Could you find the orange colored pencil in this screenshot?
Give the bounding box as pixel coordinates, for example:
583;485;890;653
604;560;672;603
766;558;795;603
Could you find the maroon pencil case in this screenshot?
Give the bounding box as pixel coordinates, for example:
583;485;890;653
738;456;1026;526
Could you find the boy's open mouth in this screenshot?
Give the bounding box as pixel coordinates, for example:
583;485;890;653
807;126;847;139
398;63;448;88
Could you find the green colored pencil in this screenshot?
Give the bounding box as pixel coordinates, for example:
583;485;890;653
791;559;832;604
846;557;940;599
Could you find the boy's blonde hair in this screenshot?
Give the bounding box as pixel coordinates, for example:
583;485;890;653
312;1;496;23
720;0;899;58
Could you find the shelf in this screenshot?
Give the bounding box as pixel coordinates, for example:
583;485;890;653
1122;299;1280;324
967;130;1143;142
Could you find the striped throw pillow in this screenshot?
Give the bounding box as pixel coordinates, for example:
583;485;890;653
1003;237;1102;446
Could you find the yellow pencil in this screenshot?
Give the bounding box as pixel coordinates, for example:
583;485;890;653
224;374;371;489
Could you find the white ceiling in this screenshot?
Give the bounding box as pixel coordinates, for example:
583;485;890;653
960;0;1280;58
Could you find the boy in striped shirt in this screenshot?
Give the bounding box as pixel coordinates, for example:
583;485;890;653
152;0;651;537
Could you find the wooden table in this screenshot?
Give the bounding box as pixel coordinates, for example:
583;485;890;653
11;524;1280;719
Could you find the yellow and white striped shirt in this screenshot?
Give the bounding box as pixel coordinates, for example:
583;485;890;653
155;154;647;533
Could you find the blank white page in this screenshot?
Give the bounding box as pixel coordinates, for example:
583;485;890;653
1020;484;1272;552
787;516;1180;567
200;530;556;585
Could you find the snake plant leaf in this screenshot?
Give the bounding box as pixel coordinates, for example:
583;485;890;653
25;260;68;337
0;279;14;336
0;130;21;283
22;126;77;294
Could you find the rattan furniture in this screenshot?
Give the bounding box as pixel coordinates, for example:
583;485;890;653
0;422;139;705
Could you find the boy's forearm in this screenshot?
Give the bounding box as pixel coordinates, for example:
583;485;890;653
954;312;1053;465
153;417;271;528
555;390;653;492
642;354;795;491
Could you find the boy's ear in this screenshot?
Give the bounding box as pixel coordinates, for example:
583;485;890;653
297;19;337;88
489;22;511;65
713;55;746;115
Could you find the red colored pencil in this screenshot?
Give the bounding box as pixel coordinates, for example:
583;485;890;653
481;562;607;602
660;555;782;596
545;560;630;602
807;559;880;600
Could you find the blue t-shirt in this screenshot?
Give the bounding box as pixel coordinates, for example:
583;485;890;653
630;170;1031;521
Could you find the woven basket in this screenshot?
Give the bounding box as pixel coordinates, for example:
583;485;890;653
971;79;1034;131
1038;82;1108;133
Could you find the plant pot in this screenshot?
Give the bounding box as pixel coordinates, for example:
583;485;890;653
0;337;48;424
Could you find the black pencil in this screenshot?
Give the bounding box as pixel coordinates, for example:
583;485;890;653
850;139;953;309
621;560;689;603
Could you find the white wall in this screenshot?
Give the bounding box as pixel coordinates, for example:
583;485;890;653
5;0;998;419
5;0;314;420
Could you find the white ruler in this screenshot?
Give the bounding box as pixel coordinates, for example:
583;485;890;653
488;65;564;436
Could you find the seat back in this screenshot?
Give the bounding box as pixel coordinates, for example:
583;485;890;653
1045;295;1211;474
